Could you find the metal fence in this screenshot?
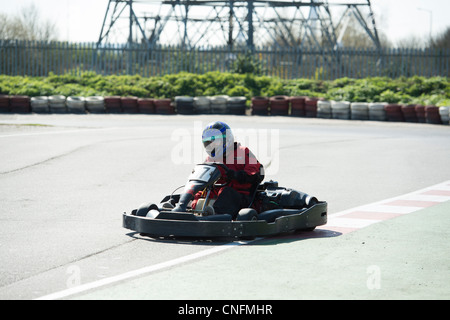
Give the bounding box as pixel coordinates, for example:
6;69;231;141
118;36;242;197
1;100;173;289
1;40;449;79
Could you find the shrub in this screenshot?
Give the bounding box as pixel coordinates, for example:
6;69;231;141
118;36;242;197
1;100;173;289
0;72;447;106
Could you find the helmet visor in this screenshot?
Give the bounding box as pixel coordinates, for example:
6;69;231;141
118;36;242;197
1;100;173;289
202;130;225;157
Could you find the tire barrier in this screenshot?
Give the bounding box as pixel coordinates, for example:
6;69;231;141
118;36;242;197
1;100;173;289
401;104;418;123
331;101;350;120
415;105;426;123
210;95;228;114
305;97;319;118
385;104;404;122
121;96;139;114
1;93;448;126
290;96;306;117
48;95;67;113
10;95;31;113
194;96;211;114
368;103;387;121
66;96;86;114
31;96;49;113
104;96;122;113
317;100;332;119
154;98;174;114
174;96;195;115
439;106;449;125
251;96;269;115
138;98;155;114
0;95;9;112
85;96;105;113
425;106;442;125
269;95;289;116
227;96;246;115
350;102;369;120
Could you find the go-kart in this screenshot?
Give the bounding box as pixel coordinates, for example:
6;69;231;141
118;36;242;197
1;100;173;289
122;163;327;240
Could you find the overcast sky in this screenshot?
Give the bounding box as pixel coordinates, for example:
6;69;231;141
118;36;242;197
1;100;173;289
1;0;449;45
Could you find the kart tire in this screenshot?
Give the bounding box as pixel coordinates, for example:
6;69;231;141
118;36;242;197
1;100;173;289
236;208;258;221
136;202;159;217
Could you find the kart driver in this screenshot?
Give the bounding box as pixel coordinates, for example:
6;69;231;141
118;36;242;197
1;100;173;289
172;121;263;219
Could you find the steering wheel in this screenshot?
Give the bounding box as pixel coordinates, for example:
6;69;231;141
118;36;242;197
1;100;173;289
204;162;230;188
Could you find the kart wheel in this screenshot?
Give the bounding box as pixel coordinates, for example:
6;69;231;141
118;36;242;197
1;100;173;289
136;203;159;217
236;208;258;221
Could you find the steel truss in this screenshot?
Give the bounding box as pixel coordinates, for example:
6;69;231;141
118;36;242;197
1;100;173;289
97;0;381;50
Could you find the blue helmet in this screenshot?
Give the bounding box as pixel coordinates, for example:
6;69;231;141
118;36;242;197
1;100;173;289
202;121;234;158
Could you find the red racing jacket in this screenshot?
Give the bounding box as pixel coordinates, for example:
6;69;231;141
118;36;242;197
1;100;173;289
191;142;263;208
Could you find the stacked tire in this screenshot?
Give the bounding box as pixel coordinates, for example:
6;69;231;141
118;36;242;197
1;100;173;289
0;95;9;112
104;96;122;113
290;96;306;117
48;95;66;113
350;102;369;120
138;98;154;114
425;106;441;124
66;97;86;113
85;96;105;113
385;104;404;122
368;103;387;121
194;96;211;114
439;106;449;125
31;96;49;113
415;105;426;123
305;98;319;118
10;96;31;113
331;101;350;120
227;96;246;115
251;96;269;115
121;96;139;113
210;95;228;114
401;104;418;123
317;100;331;119
175;96;195;115
270;96;289;116
154;98;174;114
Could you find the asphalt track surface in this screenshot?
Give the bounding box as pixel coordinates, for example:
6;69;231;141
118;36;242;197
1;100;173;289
0;113;449;300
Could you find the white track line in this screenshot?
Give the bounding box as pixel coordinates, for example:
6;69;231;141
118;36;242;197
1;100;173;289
0;127;114;138
35;240;255;300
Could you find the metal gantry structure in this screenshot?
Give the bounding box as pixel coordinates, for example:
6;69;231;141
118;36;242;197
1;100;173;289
97;0;381;50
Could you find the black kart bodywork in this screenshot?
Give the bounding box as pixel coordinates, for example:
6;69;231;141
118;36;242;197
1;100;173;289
123;163;327;240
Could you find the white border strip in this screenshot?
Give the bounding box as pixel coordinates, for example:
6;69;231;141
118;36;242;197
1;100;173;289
329;180;450;218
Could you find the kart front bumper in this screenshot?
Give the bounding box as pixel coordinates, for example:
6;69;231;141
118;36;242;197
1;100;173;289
123;202;327;239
